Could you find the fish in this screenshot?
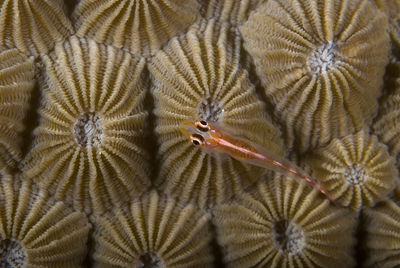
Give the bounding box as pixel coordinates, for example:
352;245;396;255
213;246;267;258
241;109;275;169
180;119;332;200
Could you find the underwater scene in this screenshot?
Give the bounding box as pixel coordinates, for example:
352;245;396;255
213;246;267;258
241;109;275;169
0;0;399;267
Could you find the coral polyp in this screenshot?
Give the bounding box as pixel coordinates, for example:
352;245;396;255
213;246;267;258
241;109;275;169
306;131;398;210
150;19;285;209
240;0;390;152
73;0;201;56
22;36;150;214
0;174;90;267
364;188;400;267
0;0;73;57
92;191;213;267
0;48;34;172
213;175;356;268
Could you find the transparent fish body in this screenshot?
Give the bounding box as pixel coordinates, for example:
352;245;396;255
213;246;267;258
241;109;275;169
180;120;332;200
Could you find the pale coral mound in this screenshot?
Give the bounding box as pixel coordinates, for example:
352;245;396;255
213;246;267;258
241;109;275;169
240;0;390;152
92;191;213;267
213;175;356;268
150;19;284;209
22;36;150;214
73;0;201;56
0;174;90;267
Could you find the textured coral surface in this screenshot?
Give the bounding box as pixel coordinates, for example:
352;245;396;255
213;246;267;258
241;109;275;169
0;0;400;267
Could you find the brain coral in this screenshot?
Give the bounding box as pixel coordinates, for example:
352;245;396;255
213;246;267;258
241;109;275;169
364;188;400;267
0;174;90;267
213;174;356;268
306;131;398;210
205;0;263;25
150;19;285;209
0;48;34;173
73;0;201;56
92;190;213;267
240;0;390;152
22;36;150;214
0;0;73;57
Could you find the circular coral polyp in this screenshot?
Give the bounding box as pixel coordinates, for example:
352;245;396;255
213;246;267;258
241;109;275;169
0;175;90;267
74;112;103;147
240;0;390;152
0;0;73;57
73;0;201;56
307;131;397;210
213;175;356;268
0;48;35;172
22;36;150;214
92;191;213;267
150;19;285;209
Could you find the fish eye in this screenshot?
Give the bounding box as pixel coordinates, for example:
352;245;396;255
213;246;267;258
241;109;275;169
190;133;204;146
195;120;210;132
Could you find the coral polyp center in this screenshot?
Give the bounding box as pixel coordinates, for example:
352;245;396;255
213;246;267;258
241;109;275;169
139;253;162;268
0;239;26;267
344;164;366;185
273;220;304;254
307;41;337;74
74;112;103;147
197;98;224;122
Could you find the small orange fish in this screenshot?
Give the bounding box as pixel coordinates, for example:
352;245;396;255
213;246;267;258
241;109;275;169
180;119;332;200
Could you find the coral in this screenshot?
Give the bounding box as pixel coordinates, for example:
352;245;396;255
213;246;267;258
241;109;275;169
0;174;90;267
240;0;390;152
73;0;201;56
363;187;400;267
0;0;73;57
150;19;285;209
306;131;398;210
0;48;35;172
374;0;400;48
213;174;356;268
92;190;213;267
22;36;150;214
204;0;263;25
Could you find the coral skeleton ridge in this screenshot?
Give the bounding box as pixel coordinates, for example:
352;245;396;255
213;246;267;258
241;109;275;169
150;19;285;209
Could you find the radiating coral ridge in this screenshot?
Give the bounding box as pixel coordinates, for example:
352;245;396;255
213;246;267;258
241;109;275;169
73;0;201;56
240;0;390;152
150;19;285;209
307;131;398;210
22;36;151;214
0;174;90;267
0;0;73;57
0;48;35;172
92;191;213;267
364;189;400;267
213;175;356;268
